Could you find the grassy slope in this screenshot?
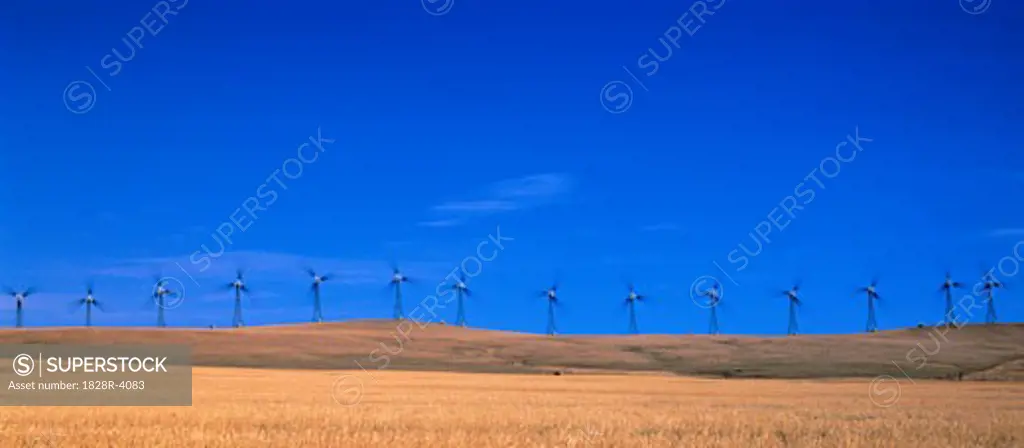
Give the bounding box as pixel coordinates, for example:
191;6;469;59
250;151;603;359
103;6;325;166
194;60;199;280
1;320;1022;379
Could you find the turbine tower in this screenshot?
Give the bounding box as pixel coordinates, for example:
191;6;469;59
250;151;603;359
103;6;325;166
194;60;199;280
858;278;881;332
307;269;330;323
7;287;34;328
624;283;645;334
451;272;471;327
981;273;1004;325
540;282;560;336
73;284;103;327
152;278;177;328
227;270;248;328
389;265;410;320
782;283;802;336
699;281;722;335
939;272;963;326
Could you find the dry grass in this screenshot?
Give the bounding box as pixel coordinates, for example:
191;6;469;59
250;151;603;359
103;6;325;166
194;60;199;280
1;321;1022;379
2;367;1022;447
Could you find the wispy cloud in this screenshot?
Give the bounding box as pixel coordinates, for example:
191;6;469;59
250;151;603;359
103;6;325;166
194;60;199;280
417;219;463;228
423;173;573;226
490;173;572;198
989;228;1024;237
91;251;388;285
96;211;118;222
640;222;680;232
88;250;452;286
431;200;519;213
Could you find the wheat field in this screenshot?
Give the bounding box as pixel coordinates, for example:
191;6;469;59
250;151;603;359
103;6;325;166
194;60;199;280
1;367;1022;447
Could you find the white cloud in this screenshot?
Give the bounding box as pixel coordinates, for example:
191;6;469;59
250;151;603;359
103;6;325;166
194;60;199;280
88;251;453;286
641;222;680;232
432;200;519;213
489;173;572;199
90;251;387;285
417;219;463;227
989;228;1024;237
422;173;573;227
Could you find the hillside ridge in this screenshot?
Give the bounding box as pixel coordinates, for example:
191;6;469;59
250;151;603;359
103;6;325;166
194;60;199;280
1;321;1022;380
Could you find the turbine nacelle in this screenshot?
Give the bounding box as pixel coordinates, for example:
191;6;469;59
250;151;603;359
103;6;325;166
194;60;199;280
703;286;721;302
984;280;1003;290
155;283;173;297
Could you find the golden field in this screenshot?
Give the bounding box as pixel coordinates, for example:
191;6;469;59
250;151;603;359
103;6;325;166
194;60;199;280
2;367;1022;447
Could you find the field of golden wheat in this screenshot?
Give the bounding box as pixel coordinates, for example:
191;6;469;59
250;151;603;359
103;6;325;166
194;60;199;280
1;367;1022;447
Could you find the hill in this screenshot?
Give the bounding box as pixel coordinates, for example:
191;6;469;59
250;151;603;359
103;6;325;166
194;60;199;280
1;321;1022;380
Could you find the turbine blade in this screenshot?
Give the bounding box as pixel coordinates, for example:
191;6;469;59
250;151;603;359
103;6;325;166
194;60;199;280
93;301;105;312
68;299;85;313
23;287;37;296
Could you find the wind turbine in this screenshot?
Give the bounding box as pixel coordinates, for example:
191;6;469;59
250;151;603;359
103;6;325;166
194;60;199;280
450;272;472;327
623;283;645;334
152;278;177;328
539;282;560;336
981;272;1004;325
857;278;881;332
781;282;803;335
939;272;963;326
388;264;410;320
6;287;35;328
699;281;722;335
227;270;248;328
73;283;103;327
307;268;330;323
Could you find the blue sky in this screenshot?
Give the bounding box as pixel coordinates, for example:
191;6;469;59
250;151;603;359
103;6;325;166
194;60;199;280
1;0;1022;334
